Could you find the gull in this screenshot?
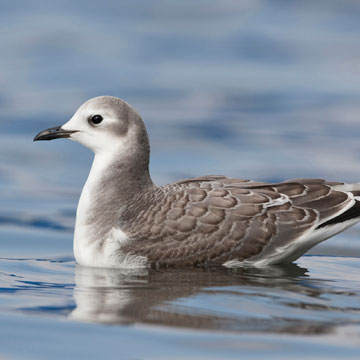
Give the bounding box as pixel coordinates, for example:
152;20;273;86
34;96;360;268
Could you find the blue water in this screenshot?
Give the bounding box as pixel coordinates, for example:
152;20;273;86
1;1;360;358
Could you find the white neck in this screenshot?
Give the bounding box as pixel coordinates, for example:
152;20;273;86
74;151;120;266
76;152;115;223
73;149;150;268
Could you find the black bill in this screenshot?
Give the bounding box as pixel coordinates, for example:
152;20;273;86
33;126;78;141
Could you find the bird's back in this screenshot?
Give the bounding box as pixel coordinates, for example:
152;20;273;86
125;176;360;267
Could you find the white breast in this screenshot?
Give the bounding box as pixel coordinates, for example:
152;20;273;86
73;153;148;269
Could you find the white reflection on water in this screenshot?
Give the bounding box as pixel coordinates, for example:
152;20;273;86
0;256;359;335
0;255;359;357
66;257;360;334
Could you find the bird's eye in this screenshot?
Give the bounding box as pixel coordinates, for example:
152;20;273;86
89;115;103;125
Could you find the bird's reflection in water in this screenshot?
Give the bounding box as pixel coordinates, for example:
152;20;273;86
69;263;347;334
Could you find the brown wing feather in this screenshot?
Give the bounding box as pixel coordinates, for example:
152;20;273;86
125;177;355;266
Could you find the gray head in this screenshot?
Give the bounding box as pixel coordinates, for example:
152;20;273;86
34;96;150;163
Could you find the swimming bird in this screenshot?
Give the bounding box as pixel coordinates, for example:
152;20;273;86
34;96;360;268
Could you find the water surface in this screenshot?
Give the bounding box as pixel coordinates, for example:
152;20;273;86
0;255;360;359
